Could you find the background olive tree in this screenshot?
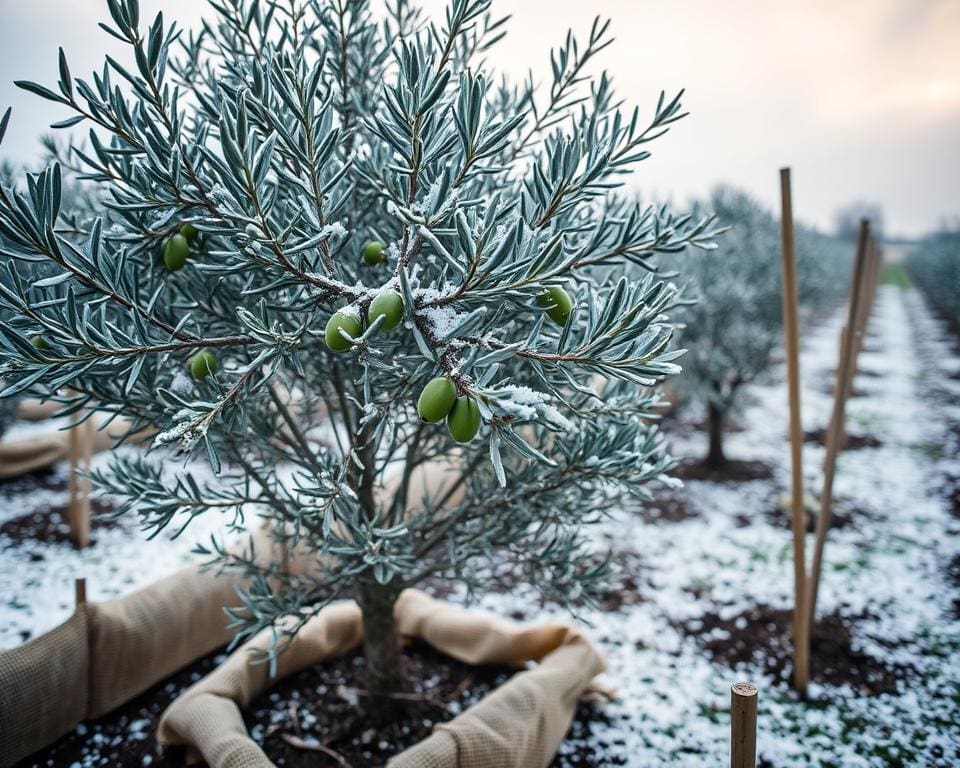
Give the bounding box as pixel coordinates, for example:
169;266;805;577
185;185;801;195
669;186;848;467
907;228;960;325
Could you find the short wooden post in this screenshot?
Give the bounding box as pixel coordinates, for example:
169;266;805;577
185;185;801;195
808;220;871;623
731;682;758;768
67;412;93;549
74;577;87;608
779;167;809;695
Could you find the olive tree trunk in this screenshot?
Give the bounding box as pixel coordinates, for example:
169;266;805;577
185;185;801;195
706;401;727;468
356;578;405;723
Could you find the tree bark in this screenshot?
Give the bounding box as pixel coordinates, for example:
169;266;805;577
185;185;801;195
706;401;726;468
357;578;405;724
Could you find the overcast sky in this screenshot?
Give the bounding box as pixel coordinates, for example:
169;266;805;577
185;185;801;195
1;0;957;238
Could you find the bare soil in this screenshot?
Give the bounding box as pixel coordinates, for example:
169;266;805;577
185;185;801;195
678;605;911;696
764;497;864;533
636;490;699;525
0;467;124;549
803;427;882;450
0;499;120;549
672;458;775;483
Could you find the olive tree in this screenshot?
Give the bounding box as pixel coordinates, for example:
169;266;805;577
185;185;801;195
907;229;960;324
0;0;719;716
671;187;846;466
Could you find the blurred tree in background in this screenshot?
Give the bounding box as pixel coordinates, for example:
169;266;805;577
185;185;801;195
834;201;884;243
670;187;848;466
907;229;960;324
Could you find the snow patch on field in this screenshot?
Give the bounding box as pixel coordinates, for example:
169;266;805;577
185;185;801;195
472;286;960;766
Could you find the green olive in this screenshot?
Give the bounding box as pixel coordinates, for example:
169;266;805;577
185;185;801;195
29;334;49;350
417;376;457;423
163;233;190;270
362;240;387;266
447;396;481;443
325;310;363;352
179;223;200;242
368;291;404;332
189;349;218;380
536;286;573;326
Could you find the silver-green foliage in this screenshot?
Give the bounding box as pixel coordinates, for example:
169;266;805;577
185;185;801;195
907;230;960;322
0;0;720;649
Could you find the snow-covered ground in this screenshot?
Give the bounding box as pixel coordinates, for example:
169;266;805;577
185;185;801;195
0;441;228;648
473;285;960;766
2;285;959;766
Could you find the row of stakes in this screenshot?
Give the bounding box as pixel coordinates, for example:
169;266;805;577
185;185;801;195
780;167;883;697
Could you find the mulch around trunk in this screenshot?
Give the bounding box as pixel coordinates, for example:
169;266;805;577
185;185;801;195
677;605;911;696
17;640;614;768
672;458;775;483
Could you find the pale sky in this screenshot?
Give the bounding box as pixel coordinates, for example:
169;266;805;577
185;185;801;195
1;0;958;238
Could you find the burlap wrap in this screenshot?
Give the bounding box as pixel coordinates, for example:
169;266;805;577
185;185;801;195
0;562;247;767
0;608;91;767
16;399;60;422
86;564;246;719
1;456;605;768
157;589;606;768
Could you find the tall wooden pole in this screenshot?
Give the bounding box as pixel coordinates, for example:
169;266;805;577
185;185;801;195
779;167;809;695
731;682;758;768
808;220;871;624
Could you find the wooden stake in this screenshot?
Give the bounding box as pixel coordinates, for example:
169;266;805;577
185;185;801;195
830;326;851;454
67;412;93;549
779;167;809;694
840;236;876;413
731;682;758;768
74;577;87;607
808;220;871;623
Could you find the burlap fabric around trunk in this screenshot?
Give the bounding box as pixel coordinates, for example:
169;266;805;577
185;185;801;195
0;525;309;767
0;608;90;767
158;589;606;768
85;563;247;719
16;399;60;422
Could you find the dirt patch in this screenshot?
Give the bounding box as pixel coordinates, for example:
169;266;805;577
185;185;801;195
19;640;613;768
939;472;960;519
765;500;860;534
804;427;882;450
637;491;699;525
0;498;121;549
0;466;67;493
679;605;910;695
947;554;960;619
595;550;647;612
672;459;774;483
822;382;869;398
